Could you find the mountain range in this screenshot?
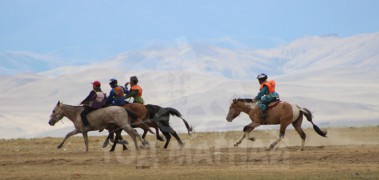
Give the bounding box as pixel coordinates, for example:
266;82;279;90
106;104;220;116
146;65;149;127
0;32;378;139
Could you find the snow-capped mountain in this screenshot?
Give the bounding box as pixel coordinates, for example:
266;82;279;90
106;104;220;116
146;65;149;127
0;32;378;139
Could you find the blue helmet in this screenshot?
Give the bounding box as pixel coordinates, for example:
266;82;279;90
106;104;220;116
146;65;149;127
257;73;267;83
109;78;118;87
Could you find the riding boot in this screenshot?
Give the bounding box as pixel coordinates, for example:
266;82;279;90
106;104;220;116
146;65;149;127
80;108;91;128
260;109;268;125
82;116;91;127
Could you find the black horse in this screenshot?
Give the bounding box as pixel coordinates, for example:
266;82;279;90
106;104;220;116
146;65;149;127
104;104;192;151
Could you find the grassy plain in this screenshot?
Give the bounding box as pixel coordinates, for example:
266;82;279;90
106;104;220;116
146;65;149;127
1;126;378;179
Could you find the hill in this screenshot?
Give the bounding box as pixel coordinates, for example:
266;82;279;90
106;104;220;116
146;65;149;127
0;32;378;139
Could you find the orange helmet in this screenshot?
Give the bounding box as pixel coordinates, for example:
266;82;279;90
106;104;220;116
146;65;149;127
92;81;101;87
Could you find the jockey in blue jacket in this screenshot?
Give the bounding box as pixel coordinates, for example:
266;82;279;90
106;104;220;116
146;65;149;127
105;78;129;106
254;73;280;123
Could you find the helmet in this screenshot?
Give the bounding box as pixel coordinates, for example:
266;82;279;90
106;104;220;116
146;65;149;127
92;81;101;87
257;73;267;83
130;76;138;84
109;78;118;86
109;79;117;88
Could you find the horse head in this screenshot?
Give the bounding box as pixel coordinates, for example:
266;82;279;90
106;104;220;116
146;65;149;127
226;99;242;122
48;101;65;126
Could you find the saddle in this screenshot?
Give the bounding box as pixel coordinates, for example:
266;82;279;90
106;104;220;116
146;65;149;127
266;99;281;110
261;99;281;125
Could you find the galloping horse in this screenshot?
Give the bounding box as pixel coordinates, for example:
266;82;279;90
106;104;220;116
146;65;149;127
48;101;148;152
226;98;327;150
145;104;192;148
104;104;193;150
123;103;164;141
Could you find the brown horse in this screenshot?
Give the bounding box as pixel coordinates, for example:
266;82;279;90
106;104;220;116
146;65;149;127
226;98;327;151
123;103;164;141
104;104;193;150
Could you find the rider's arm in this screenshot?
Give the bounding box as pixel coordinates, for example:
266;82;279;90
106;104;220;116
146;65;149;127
125;89;138;99
105;90;115;105
254;86;268;100
80;90;96;105
123;86;130;96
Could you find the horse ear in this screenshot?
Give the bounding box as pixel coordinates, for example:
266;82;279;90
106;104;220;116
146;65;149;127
57;101;60;105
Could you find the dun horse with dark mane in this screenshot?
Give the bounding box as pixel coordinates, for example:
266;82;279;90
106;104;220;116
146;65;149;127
226;98;327;150
48;101;149;152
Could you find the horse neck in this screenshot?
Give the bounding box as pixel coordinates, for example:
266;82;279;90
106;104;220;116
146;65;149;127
61;104;82;123
236;101;256;114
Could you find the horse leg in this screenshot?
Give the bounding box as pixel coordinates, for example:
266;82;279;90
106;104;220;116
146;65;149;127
103;132;113;148
170;131;185;148
124;125;149;150
116;130;128;151
292;116;306;151
142;129;148;139
234;134;246;147
268;122;290;150
57;129;78;149
162;132;171;149
122;126;139;150
110;130;127;152
82;132;89;152
155;126;164;142
110;136;118;152
235;122;260;147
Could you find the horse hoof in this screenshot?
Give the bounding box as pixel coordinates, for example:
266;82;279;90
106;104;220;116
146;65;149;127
57;145;63;149
179;143;185;148
142;140;149;146
117;140;129;145
269;144;275;150
103;140;110;148
157;136;164;142
234;143;239;147
249;137;255;141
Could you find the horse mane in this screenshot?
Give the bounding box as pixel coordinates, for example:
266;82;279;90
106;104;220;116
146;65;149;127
234;98;254;103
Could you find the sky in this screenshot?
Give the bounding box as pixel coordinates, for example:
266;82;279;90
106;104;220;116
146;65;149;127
1;0;379;62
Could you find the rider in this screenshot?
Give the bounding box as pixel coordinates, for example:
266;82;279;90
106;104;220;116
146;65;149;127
254;73;279;123
80;81;106;129
105;78;128;106
124;76;144;104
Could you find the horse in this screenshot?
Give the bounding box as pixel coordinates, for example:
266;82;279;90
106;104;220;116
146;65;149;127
48;101;148;152
104;104;193;150
101;103;163;152
145;104;192;149
123;103;164;141
226;98;327;151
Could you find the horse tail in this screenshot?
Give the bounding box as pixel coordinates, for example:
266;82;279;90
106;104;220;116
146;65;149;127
124;109;138;120
165;107;193;135
123;108;154;134
300;107;327;137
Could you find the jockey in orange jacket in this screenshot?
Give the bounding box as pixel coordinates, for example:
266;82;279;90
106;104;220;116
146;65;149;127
254;73;280;122
125;76;144;104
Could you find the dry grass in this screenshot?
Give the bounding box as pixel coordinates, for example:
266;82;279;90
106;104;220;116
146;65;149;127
1;126;379;179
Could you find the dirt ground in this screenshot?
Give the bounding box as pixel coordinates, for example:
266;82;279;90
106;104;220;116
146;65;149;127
0;126;378;179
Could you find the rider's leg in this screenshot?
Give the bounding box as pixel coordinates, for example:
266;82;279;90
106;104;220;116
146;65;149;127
258;101;268;123
80;107;93;127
